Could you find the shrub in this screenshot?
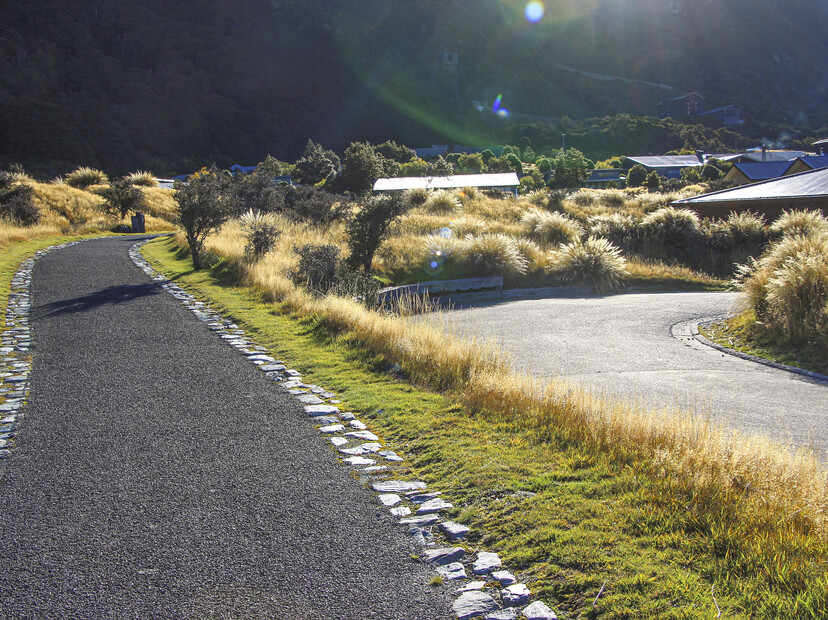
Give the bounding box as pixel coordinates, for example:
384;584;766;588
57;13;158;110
292;243;380;300
292;140;341;186
461;233;528;277
404;188;429;207
738;232;828;348
598;189;627;208
174;166;236;270
269;184;348;224
0;173;39;225
449;216;488;236
769;209;828;238
514;237;546;271
641;206;703;263
522;189;548;208
569;190;596;206
65;166;109;189
101;176;146;220
547;237;628;293
239;209;281;259
346;192;411;273
126;171;158;187
423;190;461;214
626;164;647;187
521;209;583;246
588;213;639;252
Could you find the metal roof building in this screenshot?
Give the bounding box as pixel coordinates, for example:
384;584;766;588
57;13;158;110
373;173;520;193
723;161;793;185
674;166;828;220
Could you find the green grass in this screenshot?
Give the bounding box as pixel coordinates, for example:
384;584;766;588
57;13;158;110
700;311;828;376
141;235;828;619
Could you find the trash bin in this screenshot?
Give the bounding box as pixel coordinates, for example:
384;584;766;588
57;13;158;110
131;212;146;233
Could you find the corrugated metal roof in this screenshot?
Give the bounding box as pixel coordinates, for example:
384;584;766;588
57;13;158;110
373;173;520;192
740;150;806;163
675;166;828;204
795;156;828;170
626;154;735;168
731;161;792;180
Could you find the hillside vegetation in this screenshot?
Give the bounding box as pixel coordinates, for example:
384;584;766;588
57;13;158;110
2;0;827;175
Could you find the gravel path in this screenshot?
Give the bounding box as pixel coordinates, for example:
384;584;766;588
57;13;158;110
0;237;452;619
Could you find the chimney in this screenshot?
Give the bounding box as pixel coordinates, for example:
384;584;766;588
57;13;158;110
762;145;767;162
695;150;705;163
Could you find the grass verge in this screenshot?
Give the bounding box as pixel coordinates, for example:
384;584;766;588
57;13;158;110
700;311;828;376
142;235;827;619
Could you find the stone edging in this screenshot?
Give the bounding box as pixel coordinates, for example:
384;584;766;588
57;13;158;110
128;240;559;620
0;240;87;460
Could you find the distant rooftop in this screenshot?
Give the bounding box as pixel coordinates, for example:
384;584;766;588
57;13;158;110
675;166;828;205
740;150;807;163
729;161;792;181
373;173;519;192
626;154;735;168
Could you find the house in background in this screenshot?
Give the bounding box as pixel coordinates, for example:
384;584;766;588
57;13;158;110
733;148;808;163
673;166;828;221
373;172;520;194
723;161;793;186
656;92;705;118
784;155;828;176
584;169;626;188
656;92;741;127
625;153;735;179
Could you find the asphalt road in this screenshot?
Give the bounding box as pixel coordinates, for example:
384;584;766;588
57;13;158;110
439;291;828;457
0;237;452;619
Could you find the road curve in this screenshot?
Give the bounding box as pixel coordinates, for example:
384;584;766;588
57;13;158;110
0;237;452;619
440;291;828;457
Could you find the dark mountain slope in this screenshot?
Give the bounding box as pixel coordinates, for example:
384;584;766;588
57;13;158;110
1;0;826;175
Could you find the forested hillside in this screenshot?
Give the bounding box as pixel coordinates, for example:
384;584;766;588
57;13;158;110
2;0;827;175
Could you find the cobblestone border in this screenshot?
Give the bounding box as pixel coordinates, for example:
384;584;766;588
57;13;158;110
0;240;87;461
129;240;559;620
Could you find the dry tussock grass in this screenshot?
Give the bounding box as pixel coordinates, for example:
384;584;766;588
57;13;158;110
0;221;64;248
182;205;828;543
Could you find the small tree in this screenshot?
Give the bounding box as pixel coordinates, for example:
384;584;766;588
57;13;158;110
701;163;722;181
645;170;661;190
174;166;235;270
346;192;410;273
339;142;387;194
626;164;647;187
292;140;340;186
101;176;146;220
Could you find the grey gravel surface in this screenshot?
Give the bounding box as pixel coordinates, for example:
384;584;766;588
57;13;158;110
440;292;828;457
0;237;452;619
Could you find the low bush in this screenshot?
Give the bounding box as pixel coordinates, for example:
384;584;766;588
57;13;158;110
126;171;158;187
641;206;704;264
239;209;281;259
588;212;639;253
0;173;40;225
292;243;380;300
423;190;461;214
521;209;583;246
449;216;488;237
460;233;528;277
65;166;109;189
547;236;628;293
404;187;429;207
769;209;828;238
737;231;828;348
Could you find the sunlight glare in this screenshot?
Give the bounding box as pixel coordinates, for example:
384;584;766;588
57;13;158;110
525;1;545;23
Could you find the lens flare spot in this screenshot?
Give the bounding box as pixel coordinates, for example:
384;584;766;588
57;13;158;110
431;261;439;269
525;1;545;23
439;227;453;239
497;108;510;118
492;94;503;112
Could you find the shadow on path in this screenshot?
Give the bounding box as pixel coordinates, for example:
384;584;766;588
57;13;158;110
37;283;162;317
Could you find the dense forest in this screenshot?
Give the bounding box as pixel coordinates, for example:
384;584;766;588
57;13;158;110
2;0;827;176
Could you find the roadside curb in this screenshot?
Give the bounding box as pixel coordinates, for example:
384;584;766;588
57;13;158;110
674;316;828;386
131;239;560;620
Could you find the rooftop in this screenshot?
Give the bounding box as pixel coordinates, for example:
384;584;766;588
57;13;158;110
675;166;828;204
373;173;519;192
